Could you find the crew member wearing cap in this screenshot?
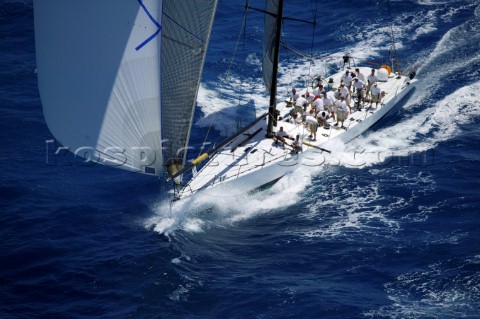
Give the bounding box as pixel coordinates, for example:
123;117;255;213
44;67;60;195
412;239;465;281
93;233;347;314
310;95;323;114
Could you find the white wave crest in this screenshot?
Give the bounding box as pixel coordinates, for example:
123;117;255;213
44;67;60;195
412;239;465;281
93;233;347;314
365;256;480;318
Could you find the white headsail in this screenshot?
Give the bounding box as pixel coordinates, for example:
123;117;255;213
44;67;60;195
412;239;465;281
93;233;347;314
35;0;217;177
34;0;164;175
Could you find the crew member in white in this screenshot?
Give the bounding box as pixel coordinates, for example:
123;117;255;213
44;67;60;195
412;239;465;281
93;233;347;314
310;95;323;114
335;96;349;129
285;111;302;125
334;87;341;100
313;84;324;97
317;110;328;128
370;83;381;108
290;88;300;102
339;83;352;113
292;134;302;153
341;70;353;92
304;111;318;141
322;92;335;121
274;126;290;147
295;96;308;115
304;91;314;104
355;68;365;82
366;69;378;99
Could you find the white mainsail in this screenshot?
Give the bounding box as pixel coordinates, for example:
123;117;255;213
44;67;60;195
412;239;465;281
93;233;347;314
34;0;218;177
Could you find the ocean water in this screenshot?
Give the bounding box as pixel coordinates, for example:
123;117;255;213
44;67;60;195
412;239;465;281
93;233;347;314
1;0;480;318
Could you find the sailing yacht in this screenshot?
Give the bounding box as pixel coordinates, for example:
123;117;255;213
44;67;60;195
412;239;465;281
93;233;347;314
174;66;416;200
33;0;416;202
170;1;417;200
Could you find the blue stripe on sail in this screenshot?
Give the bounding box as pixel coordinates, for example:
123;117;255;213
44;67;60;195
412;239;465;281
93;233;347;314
136;0;162;51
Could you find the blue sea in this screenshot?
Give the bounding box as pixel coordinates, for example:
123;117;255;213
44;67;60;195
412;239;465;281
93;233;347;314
1;0;480;318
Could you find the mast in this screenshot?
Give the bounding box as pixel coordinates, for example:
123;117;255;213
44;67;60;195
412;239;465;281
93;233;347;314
266;0;284;138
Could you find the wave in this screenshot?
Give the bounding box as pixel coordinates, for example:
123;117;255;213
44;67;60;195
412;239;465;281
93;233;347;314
364;255;480;318
145;164;313;235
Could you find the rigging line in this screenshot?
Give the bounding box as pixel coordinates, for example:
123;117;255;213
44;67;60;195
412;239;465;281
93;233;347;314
242;0;249;53
197;102;218;158
162;11;204;44
226;0;250;83
386;0;400;72
196;2;251;158
282;42;313;59
280;20;295;91
308;0;318;79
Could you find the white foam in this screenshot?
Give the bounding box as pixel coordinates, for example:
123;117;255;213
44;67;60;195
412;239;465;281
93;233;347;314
299;178;405;239
441;3;477;22
365;256;480;318
417;0;449;5
183;218;205;233
196;79;268;137
413;23;437;40
168;285;189;301
150;216;175;234
145;164;314;234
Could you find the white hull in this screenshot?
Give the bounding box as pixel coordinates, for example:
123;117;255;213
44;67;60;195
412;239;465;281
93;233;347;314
176;67;417;200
